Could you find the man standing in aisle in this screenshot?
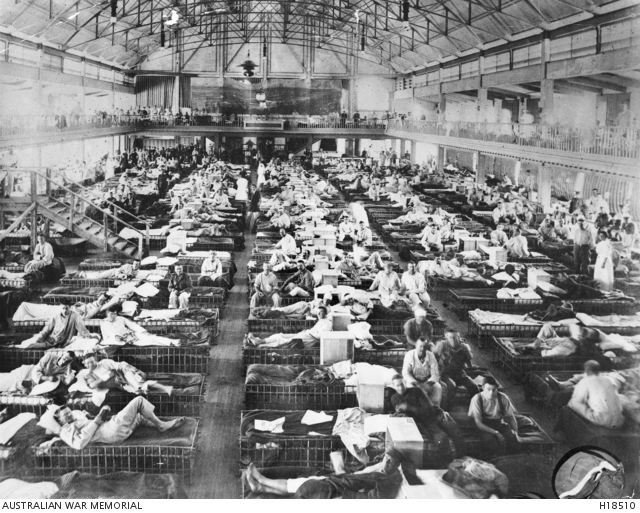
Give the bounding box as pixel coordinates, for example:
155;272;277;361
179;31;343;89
573;217;594;275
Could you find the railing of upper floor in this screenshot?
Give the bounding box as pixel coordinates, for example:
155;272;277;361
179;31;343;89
387;119;640;160
0;115;138;138
0;114;388;138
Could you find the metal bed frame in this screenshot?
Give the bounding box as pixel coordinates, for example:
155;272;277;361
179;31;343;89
33;418;200;482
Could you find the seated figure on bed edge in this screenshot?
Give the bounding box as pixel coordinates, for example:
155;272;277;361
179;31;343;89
468;376;520;457
244;448;410;499
25;234;54;273
567;360;625;430
390;374;465;466
30;300;100;349
52;396;185;450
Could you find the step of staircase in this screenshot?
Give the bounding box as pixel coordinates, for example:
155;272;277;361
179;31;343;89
43;197;142;260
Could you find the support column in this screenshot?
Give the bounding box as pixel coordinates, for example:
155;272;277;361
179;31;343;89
477;88;488;123
410;140;417;164
306;135;313;153
214;133;221;156
540;79;555;125
354;139;360;157
437;146;445;171
538;163;552;211
438;93;446;123
400;139;406;158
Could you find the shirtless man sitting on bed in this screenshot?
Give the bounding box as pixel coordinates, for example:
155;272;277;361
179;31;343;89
54;396;185;450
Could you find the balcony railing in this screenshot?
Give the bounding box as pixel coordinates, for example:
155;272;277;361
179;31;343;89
141;114;387;131
0;114;387;138
387;119;640;160
0;115;138;138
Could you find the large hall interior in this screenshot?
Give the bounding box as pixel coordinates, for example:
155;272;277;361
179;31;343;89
0;0;639;500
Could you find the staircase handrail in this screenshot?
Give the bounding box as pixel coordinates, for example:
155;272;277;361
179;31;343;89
43;170;150;234
32;169;147;250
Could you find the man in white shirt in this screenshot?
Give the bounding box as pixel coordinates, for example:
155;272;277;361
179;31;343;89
369;262;405;308
402;338;443;406
568;360;624;429
200;251;223;285
421;225;443;252
355;221;373;246
251;263;281;309
269;229;297;267
490;224;508;246
246;306;332;348
492;201;507;227
270;207;291;229
25;234;54;272
338;215;356;242
55;397;185;450
505;228;530;258
401;262;430;309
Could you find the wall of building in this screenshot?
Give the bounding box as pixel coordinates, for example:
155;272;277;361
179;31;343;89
354;77;393;114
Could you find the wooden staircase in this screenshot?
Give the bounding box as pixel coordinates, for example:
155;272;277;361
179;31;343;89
29;168;148;260
39;196;142;259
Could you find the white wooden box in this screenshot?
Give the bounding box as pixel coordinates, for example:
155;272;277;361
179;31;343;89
528;269;551;288
320;331;354;365
356;366;386;413
485;246;508;263
321;270;341;286
386;417;424;468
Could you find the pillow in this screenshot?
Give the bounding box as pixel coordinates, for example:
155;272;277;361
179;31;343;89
68;370;93;394
141;256;158;266
37;405;61;436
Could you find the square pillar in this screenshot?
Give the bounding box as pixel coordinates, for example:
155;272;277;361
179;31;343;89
410;141;417;164
437;146;445;171
538;163;552;211
477;88;488;123
540;79;554;125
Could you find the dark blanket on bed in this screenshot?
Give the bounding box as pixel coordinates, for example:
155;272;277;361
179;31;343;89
245;364;342;386
241;410;336;442
52;471;188;499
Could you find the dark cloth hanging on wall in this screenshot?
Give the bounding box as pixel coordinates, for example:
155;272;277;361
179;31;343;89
135;76;175;108
179;76;191;108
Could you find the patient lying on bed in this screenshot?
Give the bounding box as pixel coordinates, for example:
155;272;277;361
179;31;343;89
99;305;178;347
53;396;185;450
244;450;407;499
76;261;140;281
246;306;332;348
81;353;173;396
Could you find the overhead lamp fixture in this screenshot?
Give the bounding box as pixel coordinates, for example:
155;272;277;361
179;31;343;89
110;0;117;23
